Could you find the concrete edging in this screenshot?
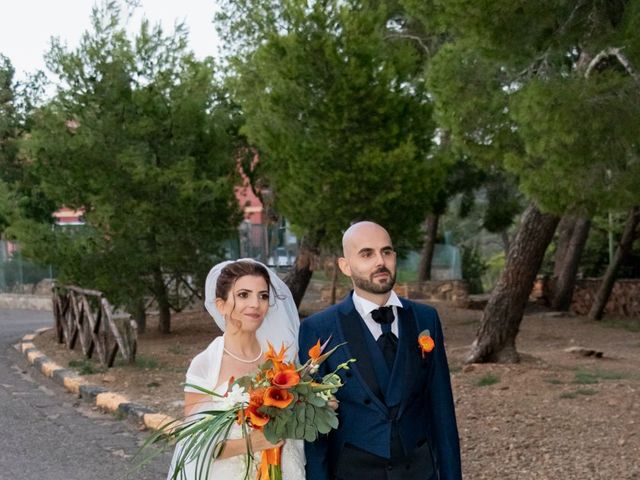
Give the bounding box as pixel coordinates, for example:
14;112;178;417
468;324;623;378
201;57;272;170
14;328;176;431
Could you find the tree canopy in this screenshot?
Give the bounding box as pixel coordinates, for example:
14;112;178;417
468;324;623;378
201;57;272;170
12;3;242;332
410;0;640;362
423;0;640;216
219;0;447;248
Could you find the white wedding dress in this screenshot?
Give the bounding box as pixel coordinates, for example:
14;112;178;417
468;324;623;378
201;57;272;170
167;336;306;480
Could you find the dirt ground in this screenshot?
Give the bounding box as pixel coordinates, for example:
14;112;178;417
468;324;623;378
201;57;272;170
34;301;640;480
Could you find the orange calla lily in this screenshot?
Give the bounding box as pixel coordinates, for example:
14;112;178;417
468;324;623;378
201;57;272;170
240;388;270;428
308;339;322;362
263;386;294;409
418;333;435;358
249;387;266;405
272;369;300;389
245;403;270;427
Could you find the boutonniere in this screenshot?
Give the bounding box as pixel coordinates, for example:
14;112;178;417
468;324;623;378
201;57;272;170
418;329;435;358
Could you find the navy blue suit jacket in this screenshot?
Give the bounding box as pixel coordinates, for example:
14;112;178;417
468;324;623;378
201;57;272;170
298;294;462;480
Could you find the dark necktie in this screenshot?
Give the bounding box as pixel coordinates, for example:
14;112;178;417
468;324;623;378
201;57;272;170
371;306;397;371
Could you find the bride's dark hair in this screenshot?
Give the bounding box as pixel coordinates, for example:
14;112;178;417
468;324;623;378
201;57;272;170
215;260;275;302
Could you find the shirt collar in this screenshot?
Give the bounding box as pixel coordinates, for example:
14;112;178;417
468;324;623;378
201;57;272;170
352;289;403;317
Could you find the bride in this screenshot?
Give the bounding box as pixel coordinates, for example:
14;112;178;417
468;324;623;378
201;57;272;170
167;259;306;479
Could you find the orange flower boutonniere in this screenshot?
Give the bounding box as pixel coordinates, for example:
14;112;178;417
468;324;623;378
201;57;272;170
418;329;435;358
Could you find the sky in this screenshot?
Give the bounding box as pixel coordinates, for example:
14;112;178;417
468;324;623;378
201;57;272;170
0;0;221;82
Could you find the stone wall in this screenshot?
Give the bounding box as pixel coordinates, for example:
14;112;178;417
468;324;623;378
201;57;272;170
571;278;640;317
320;280;470;306
531;276;640;317
3;279;54;296
393;280;470;306
0;293;53;311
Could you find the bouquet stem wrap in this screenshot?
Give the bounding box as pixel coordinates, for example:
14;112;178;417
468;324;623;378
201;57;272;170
258;446;282;480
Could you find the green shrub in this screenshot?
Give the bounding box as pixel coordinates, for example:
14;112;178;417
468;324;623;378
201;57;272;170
462;245;488;294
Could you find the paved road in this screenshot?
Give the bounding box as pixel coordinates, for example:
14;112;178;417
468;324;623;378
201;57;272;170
0;309;170;479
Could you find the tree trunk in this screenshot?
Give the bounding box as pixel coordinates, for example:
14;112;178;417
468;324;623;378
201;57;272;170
418;213;439;281
466;202;560;364
500;230;510;255
550;216;591;311
330;254;339;305
284;234;321;308
588;206;640;321
131;297;147;334
553;215;576;278
153;268;172;334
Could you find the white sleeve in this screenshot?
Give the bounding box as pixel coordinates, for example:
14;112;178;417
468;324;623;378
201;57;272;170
184;350;211;393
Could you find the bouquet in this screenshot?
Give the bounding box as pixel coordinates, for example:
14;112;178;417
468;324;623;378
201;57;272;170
140;338;353;480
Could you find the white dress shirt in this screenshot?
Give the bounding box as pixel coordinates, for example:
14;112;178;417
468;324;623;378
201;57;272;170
352;290;403;340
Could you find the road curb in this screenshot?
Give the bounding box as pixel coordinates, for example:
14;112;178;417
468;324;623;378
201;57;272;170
15;328;177;431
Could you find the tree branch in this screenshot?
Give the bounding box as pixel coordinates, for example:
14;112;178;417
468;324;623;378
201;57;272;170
585;47;639;82
556;0;587;37
384;33;430;55
515;51;551;80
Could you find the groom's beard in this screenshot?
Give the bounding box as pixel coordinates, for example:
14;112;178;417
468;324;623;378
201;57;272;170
352;267;396;294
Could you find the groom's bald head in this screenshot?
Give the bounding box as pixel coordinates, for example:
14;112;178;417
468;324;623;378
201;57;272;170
341;221;392;257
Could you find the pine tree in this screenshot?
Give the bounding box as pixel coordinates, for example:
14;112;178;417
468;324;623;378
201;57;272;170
410;0;640;361
218;0;446;305
14;3;242;333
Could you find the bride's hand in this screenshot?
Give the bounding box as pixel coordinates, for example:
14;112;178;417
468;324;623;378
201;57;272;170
328;395;339;411
249;430;285;452
216;431;284;459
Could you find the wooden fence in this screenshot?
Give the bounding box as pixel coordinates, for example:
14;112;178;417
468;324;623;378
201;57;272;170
52;285;137;367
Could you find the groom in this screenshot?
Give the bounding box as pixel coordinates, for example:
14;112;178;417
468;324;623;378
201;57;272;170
299;221;462;480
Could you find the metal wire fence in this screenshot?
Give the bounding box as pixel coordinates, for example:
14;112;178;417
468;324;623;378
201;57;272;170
0;241;53;294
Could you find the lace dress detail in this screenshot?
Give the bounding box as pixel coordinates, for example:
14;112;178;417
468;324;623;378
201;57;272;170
167;337;306;480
